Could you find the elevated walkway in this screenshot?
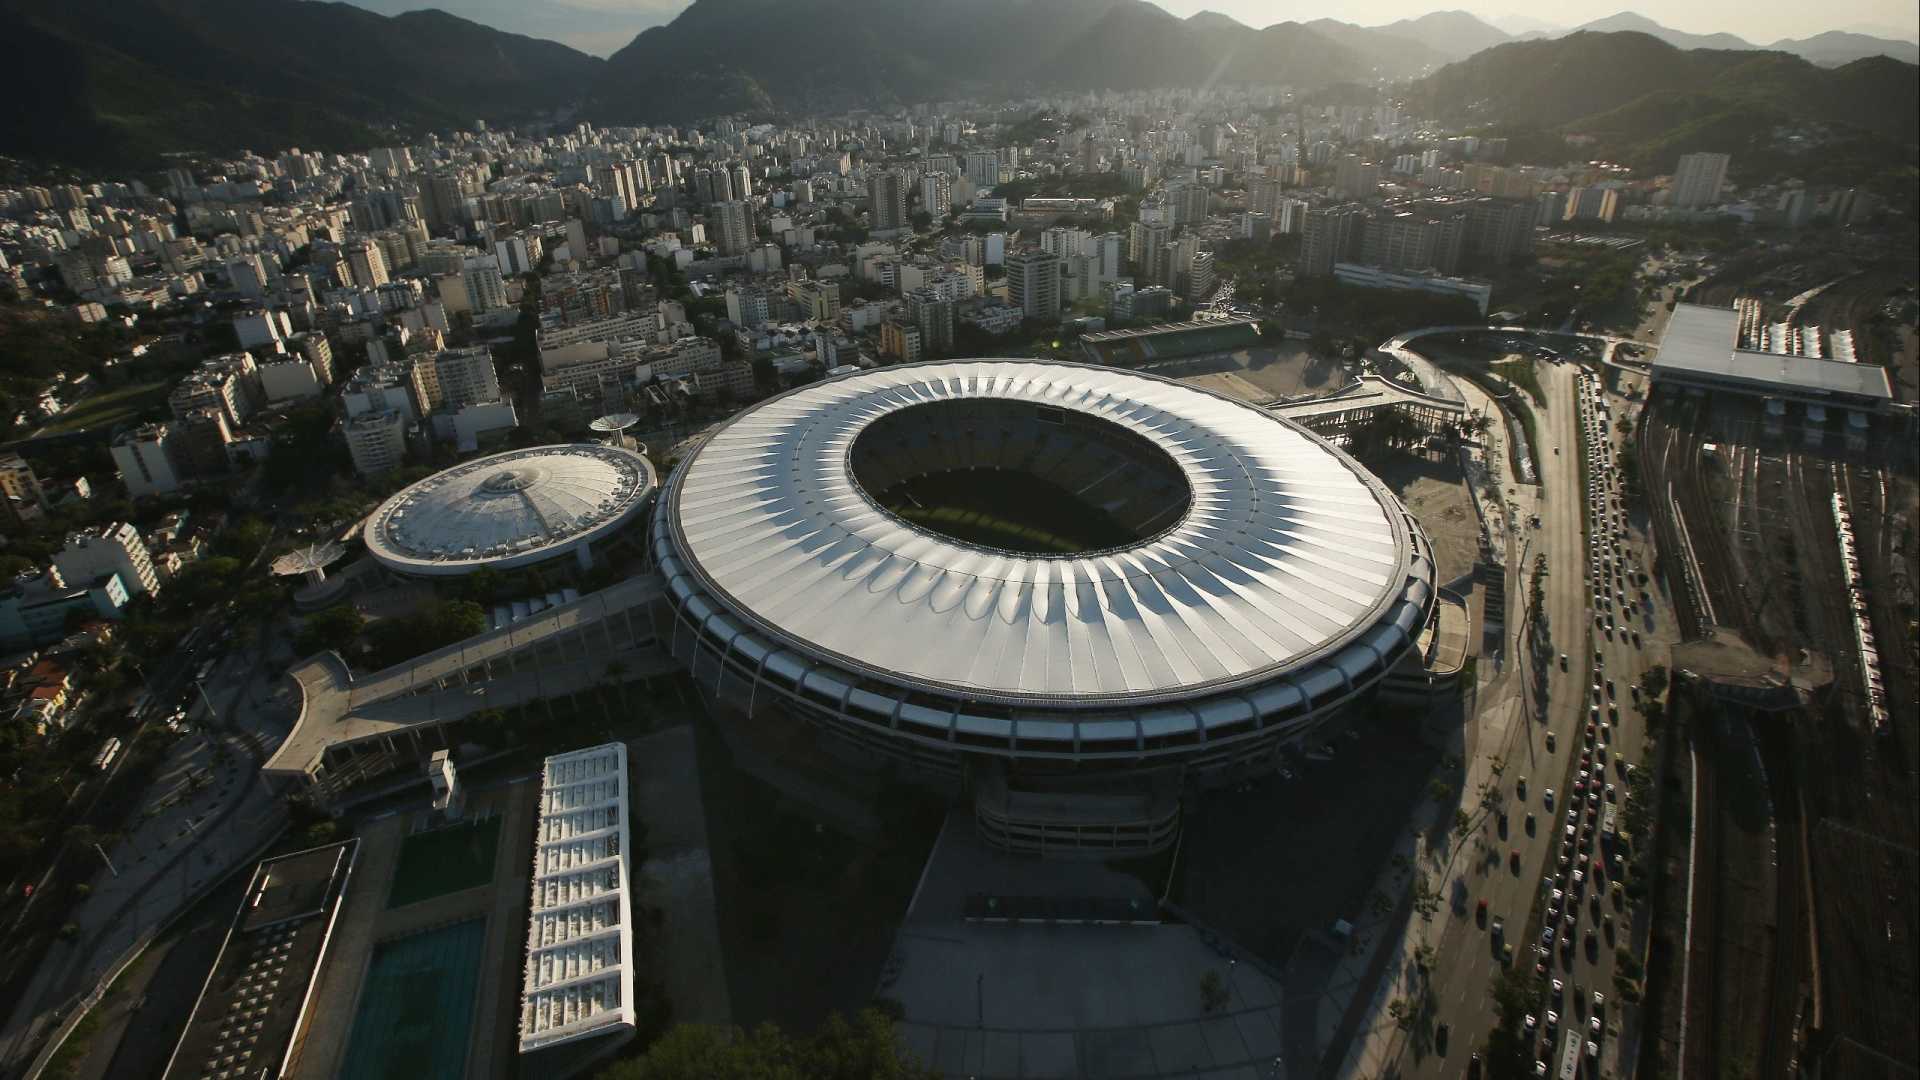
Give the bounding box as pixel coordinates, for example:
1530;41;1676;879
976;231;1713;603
264;577;670;790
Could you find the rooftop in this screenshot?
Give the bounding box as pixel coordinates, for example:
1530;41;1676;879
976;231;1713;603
364;444;655;575
664;359;1420;705
520;742;636;1055
161;841;358;1080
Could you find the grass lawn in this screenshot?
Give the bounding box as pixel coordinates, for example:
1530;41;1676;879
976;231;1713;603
39;381;170;434
386;817;502;909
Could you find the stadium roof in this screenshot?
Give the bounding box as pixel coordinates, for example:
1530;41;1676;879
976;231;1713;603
521;742;635;1055
665;360;1418;706
1652;303;1894;403
364;445;655;576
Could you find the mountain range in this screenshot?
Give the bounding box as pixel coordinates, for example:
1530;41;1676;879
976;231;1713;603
0;0;601;168
1412;30;1919;168
0;0;1914;169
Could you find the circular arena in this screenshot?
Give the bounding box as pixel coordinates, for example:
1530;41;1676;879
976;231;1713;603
365;444;656;577
651;360;1438;854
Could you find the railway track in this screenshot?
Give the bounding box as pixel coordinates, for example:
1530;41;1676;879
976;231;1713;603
1684;721;1723;1080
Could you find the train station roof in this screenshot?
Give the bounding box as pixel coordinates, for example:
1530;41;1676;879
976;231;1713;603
1651;304;1893;404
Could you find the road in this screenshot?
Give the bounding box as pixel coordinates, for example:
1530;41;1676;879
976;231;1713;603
0;623;296;1075
1348;348;1675;1079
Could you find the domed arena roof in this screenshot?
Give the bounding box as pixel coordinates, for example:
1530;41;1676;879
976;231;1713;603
365;444;655;576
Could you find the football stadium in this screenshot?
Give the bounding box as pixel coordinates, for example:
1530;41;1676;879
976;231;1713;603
651;360;1440;855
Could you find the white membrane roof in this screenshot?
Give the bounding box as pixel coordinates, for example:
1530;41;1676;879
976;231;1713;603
365;445;654;575
666;360;1414;704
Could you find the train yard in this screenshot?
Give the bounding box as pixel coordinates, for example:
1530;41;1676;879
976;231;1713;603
1640;382;1917;1079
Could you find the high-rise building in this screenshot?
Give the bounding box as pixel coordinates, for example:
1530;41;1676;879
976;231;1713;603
1164;180;1210;226
0;453;48;530
1671;152;1731;209
1128;221;1171;284
905;289;955;355
411;346;501;414
1040;226;1090;258
289;332;335;385
110;424;184;498
1332;155;1382;200
1005;249;1062;322
1298;206;1367;276
790;279;841;324
1249;176;1288;217
1564;186;1620;223
343;239;389;289
462;256;509;313
712;201;756;256
725;285;772;329
1360;211;1466;275
1092;232;1126;282
880;319;923;363
920;173;953;217
54;522;161;598
868;169;909;232
345;411;409;476
1464;197;1538;265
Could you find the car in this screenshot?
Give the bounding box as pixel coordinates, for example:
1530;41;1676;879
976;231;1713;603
1468;1052;1483;1080
1558;653;1568;671
1542;926;1556;947
1511;849;1522;873
1526;812;1536;834
1591;1014;1603;1037
1492;916;1505;944
1573;868;1586;890
1477;897;1488;923
1593;990;1606;1015
1546;732;1558;752
1534;1062;1548;1078
1524;1014;1538;1037
1546;1010;1560;1033
1606;783;1617;801
1544;789;1555;810
1587;1040;1600;1061
1517;776;1528;798
1551;977;1564;1000
1435;1022;1450;1055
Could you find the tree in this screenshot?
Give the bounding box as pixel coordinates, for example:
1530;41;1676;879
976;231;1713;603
1482;965;1537;1079
297;604;365;657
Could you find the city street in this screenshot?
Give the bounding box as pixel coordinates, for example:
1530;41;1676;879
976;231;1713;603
1336;346;1677;1079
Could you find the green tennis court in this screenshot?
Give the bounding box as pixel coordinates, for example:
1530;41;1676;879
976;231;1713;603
386;817;502;909
337;919;487;1080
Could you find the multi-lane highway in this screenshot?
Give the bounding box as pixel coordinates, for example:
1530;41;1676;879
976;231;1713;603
1378;345;1673;1080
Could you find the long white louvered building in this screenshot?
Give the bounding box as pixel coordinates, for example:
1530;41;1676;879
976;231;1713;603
651;359;1440;855
519;742;635;1071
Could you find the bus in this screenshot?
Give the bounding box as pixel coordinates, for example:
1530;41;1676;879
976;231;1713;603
1559;1028;1584;1079
94;737;122;772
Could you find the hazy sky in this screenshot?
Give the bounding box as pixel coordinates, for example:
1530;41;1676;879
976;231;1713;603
348;0;1920;57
